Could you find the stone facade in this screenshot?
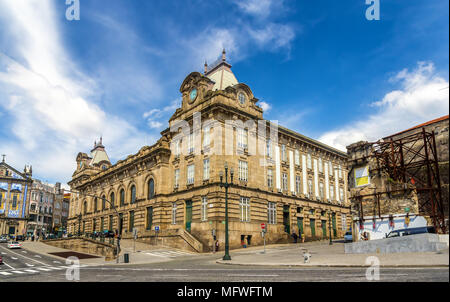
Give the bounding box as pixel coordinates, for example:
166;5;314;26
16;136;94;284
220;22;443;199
0;157;32;236
68;54;351;251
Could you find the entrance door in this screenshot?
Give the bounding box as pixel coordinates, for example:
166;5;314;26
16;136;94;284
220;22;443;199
297;217;303;235
119;213;124;235
321;220;327;238
185;200;192;232
310;219;316;237
283;205;290;234
332;213;337;237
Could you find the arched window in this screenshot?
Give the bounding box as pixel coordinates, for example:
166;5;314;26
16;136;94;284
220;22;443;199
120;189;125;206
94;197;98;212
102;195;106;210
83;201;87;215
130;185;136;204
110;192;115;207
148;179;155;199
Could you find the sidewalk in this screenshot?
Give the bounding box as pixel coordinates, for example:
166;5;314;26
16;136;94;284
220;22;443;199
216;241;450;267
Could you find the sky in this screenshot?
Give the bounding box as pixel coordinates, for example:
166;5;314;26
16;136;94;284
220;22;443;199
0;0;448;186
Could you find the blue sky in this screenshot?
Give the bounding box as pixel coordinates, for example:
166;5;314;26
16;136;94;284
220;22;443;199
0;0;448;185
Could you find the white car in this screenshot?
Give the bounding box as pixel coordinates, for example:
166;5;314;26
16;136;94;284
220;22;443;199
7;241;22;249
344;231;353;242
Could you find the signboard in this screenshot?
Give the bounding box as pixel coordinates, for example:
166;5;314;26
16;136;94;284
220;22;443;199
154;225;160;232
354;165;370;187
132;227;138;237
261;223;266;230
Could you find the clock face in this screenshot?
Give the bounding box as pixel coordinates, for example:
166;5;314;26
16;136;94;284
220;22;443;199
190;88;198;102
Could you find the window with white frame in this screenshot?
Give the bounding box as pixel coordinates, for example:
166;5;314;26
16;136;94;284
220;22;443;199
282;173;288;191
267;168;273;188
339;188;344;202
203;159;210;180
237;127;248;149
238;160;248;181
295;150;300;166
187;164;195;185
308;179;313;195
329;161;333;175
266;138;272;158
172;203;177;224
307;154;312;169
338;165;342;178
174;169;180;188
295;175;301;193
341;213;347;231
319;182;324;200
239;197;250;222
268;202;276;224
281;144;287;161
330;185;334;200
174;139;181;157
188;132;194;154
201;197;208;221
203;126;210;148
318;158;323;173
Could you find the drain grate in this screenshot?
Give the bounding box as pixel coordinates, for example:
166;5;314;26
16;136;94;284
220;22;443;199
48;251;100;259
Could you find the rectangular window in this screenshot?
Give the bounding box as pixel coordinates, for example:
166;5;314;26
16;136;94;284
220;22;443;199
318;158;323;173
267;169;273;188
146;207;153;230
238;160;248;182
329;161;333;175
319;182;324;200
307;154;312;169
295;175;301;194
188;132;194;154
340;188;344;202
308;179;313;196
109;215;113;231
101;217;104;232
295;150;300;166
237;127;248;149
174;139;181;157
203;126;210;148
201;197;208;221
341;213;347;231
203;159;210;180
129;211;134;232
330;185;335;201
281;144;287;161
282;173;288;191
266;139;272;158
172;203;177;225
268;202;276;224
174;169;180;188
338;165;342;179
187;164;195;185
240;197;250;222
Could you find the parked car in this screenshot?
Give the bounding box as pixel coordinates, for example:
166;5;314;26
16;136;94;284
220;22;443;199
0;255;3;265
0;236;8;243
386;226;436;238
344;231;353;242
15;235;24;241
7;241;22;249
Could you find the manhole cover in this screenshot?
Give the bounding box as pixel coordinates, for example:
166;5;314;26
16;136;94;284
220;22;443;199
48;251;100;259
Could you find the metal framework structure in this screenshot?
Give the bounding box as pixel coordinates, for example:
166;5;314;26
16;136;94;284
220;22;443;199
368;128;446;233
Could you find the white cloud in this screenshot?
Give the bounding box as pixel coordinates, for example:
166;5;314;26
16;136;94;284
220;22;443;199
234;0;284;19
143;98;181;129
0;0;149;184
318;62;449;151
259;101;272;112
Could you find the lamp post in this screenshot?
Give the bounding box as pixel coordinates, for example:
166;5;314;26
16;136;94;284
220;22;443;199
78;214;82;236
328;211;333;245
219;162;233;261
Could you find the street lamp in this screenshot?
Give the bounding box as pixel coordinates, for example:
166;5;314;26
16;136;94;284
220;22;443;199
78;214;82;236
328;210;333;245
219;162;233;261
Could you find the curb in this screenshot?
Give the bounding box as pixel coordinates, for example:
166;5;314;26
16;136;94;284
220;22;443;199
215;260;449;268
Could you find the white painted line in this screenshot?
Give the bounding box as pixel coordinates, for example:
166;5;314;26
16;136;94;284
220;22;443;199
23;269;39;273
36;267;52;271
25;263;34;267
53;261;62;264
1;252;6;255
1;261;15;270
34;255;42;258
47;266;64;270
0;245;49;266
11;271;26;274
0;272;12;276
11;257;18;260
227;274;280;277
21;251;27;253
145;252;169;258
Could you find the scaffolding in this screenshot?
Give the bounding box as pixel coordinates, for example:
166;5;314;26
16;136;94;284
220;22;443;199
367;128;447;233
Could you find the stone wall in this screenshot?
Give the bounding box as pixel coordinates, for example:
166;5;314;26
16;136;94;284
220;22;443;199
44;237;117;261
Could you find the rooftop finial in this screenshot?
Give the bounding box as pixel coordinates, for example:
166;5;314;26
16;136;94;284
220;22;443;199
222;48;226;61
1;154;5;163
204;60;208;74
100;136;103;145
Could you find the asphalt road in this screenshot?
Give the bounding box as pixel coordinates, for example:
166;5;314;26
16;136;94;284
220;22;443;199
0;244;448;282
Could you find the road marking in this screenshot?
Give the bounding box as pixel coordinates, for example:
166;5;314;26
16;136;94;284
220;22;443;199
0;245;49;266
1;252;6;255
34;255;42;258
53;261;62;264
47;266;64;270
1;261;15;270
11;257;18;260
23;269;39;273
22;251;27;253
0;272;12;276
36;267;52;271
227;274;279;277
11;271;25;274
25;263;34;267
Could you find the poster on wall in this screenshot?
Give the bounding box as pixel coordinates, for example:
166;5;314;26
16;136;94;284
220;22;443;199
354;165;370;187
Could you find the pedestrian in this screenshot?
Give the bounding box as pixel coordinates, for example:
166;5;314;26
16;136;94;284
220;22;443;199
215;240;219;252
291;232;298;243
298;231;304;243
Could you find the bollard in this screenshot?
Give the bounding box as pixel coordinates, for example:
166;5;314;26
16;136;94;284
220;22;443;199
124;253;129;263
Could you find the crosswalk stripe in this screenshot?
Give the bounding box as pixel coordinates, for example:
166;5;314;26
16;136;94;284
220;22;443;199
47;267;64;270
24;269;38;273
34;255;42;258
36;267;52;271
11;271;26;274
0;272;12;276
25;263;34;267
